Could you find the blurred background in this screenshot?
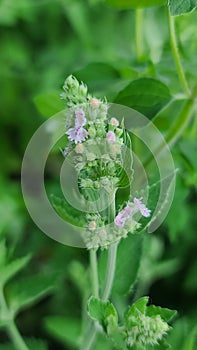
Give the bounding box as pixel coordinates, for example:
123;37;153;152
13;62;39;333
0;0;197;348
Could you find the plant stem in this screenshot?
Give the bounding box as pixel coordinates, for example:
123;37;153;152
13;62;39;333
0;288;29;350
102;191;118;301
89;248;99;298
7;320;29;350
102;241;118;301
168;7;191;97
135;8;144;61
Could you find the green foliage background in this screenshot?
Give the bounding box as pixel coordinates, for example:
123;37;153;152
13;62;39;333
0;0;197;349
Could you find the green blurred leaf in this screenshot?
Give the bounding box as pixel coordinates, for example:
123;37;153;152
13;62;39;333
34;92;64;118
114;78;171;119
105;0;166;9
0;240;6;267
7;274;56;316
0;338;47;350
112;234;143;295
169;0;197;16
0;255;31;288
44;316;81;348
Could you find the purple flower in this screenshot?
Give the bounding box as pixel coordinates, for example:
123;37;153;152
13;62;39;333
114;198;151;228
106;131;116;143
75;109;86;127
133;198;151;218
66;127;88;144
114;205;132;227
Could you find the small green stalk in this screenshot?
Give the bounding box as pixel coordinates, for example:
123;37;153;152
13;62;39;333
135;8;144;61
168;7;191;97
0;288;29;350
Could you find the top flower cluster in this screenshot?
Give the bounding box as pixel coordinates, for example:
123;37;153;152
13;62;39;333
61;75;151;249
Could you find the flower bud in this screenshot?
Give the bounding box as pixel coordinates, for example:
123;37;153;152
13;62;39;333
90;98;100;108
89;221;97;231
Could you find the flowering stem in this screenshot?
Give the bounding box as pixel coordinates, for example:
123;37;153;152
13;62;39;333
167;7;191;98
102;241;118;301
135;8;144;61
89;248;99;298
0;288;29;350
102;192;118;301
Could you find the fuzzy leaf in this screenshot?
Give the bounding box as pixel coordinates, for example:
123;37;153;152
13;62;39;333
0;255;31;288
7;274;56;315
88;297;118;331
169;0;197;16
105;0;166;9
114;78;171;119
34;91;64;118
44;316;81;347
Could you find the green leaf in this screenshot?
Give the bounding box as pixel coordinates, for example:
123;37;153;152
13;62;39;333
50;194;85;227
125;296;149;320
146;305;177;322
0;338;47;350
111;234;144;295
105;0;166;9
169;0;197;16
117;131;133;188
7;274;56;316
34;91;64;118
114;78;171;119
88;297;118;329
44;316;81;347
74;62;120;94
0;255;31;288
0;240;6;267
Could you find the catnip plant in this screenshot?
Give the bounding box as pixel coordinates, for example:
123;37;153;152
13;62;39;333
55;75;176;350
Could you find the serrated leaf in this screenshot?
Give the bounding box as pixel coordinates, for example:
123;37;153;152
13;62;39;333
44;316;81;347
169;0;197;16
114;78;171;119
146;305;177;322
50;194;85;227
0;255;31;288
111;234;143;295
34;91;64;118
88;297;118;334
7;274;56;315
105;0;166;9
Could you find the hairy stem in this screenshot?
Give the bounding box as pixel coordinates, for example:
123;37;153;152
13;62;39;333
102;241;118;301
89;248;99;298
168;7;191;97
102;191;118;301
0;288;29;350
135;8;144;61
